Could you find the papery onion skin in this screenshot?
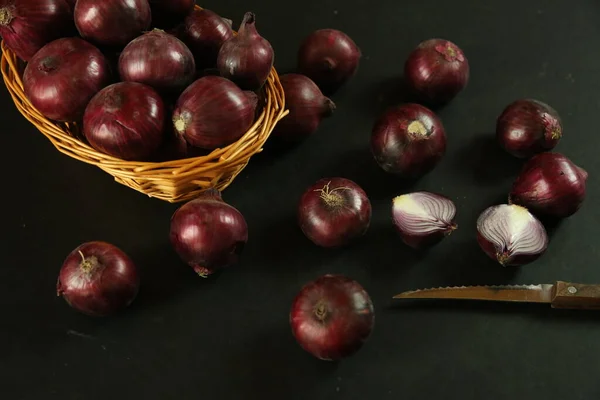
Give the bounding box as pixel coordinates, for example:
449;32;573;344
272;74;336;141
290;274;375;361
497;99;562;158
170;189;248;277
83;82;165;161
298;178;372;248
172;75;258;149
392;191;457;249
147;0;195;29
509;152;588;218
298;29;361;94
476;204;548;266
371;103;447;178
23;37;111;122
74;0;151;47
57;241;140;317
404;38;469;105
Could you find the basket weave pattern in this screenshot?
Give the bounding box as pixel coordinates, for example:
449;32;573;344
0;6;287;203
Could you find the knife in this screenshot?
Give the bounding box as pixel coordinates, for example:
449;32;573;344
393;281;600;309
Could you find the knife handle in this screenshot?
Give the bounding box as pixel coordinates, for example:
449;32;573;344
551;281;600;309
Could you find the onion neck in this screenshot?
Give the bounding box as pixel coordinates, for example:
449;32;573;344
435;42;465;62
239;12;258;37
314;300;328;322
0;7;12;26
39;57;59;73
321;98;336;117
197;187;223;202
322;57;336;71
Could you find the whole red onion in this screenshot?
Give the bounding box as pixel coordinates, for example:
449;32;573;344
217;12;274;91
74;0;151;47
272;74;335;142
496;99;562;158
23;37;111;122
172;76;258;149
290;274;375;361
174;8;233;69
83;82;165;161
170;189;248;277
298;178;372;248
119;29;195;94
147;0;194;29
509;152;588;218
371;103;447;178
57;241;140;317
298;29;361;94
404;38;469;105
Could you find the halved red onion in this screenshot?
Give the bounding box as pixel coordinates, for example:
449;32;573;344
392;191;457;249
476;204;548;267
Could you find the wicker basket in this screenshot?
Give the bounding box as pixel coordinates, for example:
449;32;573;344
0;6;287;203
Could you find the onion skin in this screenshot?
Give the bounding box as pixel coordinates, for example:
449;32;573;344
118;29;196;94
404;39;469;105
147;0;194;29
172;76;258;149
298;178;372;248
74;0;151;47
497;99;562;158
57;241;140;317
83;82;165;161
290;274;374;361
217;12;274;91
392;192;457;249
509;152;588;218
298;29;361;94
371;103;447;178
170;189;248;277
272;74;336;141
23;37;111;122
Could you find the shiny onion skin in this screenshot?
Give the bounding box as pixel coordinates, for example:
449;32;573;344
476;204;548;267
23;37;111;122
371;103;447;178
496;99;562;158
74;0;151;47
272;74;336;141
0;0;73;61
298;29;361;94
298;178;372;248
83;82;165;161
118;29;196;94
217;12;274;91
509;152;588;218
172;76;258;149
57;241;140;317
392;191;457;249
147;0;195;29
290;274;375;361
174;8;234;69
404;38;469;105
169;189;248;277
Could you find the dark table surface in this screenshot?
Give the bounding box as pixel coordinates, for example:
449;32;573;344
3;0;600;399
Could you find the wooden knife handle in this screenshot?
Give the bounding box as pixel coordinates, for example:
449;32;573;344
551;281;600;309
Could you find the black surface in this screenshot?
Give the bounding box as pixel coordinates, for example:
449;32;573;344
2;1;600;399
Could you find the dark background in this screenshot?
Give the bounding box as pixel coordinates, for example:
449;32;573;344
2;0;600;399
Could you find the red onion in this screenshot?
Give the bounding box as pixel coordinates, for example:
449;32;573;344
298;29;361;94
174;8;234;69
74;0;151;47
477;204;548;266
0;0;73;61
23;37;111;122
290;274;374;361
496;99;562;158
147;0;194;29
371;103;447;178
83;82;165;161
272;74;335;142
217;12;274;91
509;152;588;218
170;189;248;277
57;241;140;317
118;29;195;94
298;178;372;248
172;76;258;149
392;191;457;249
404;38;469;105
